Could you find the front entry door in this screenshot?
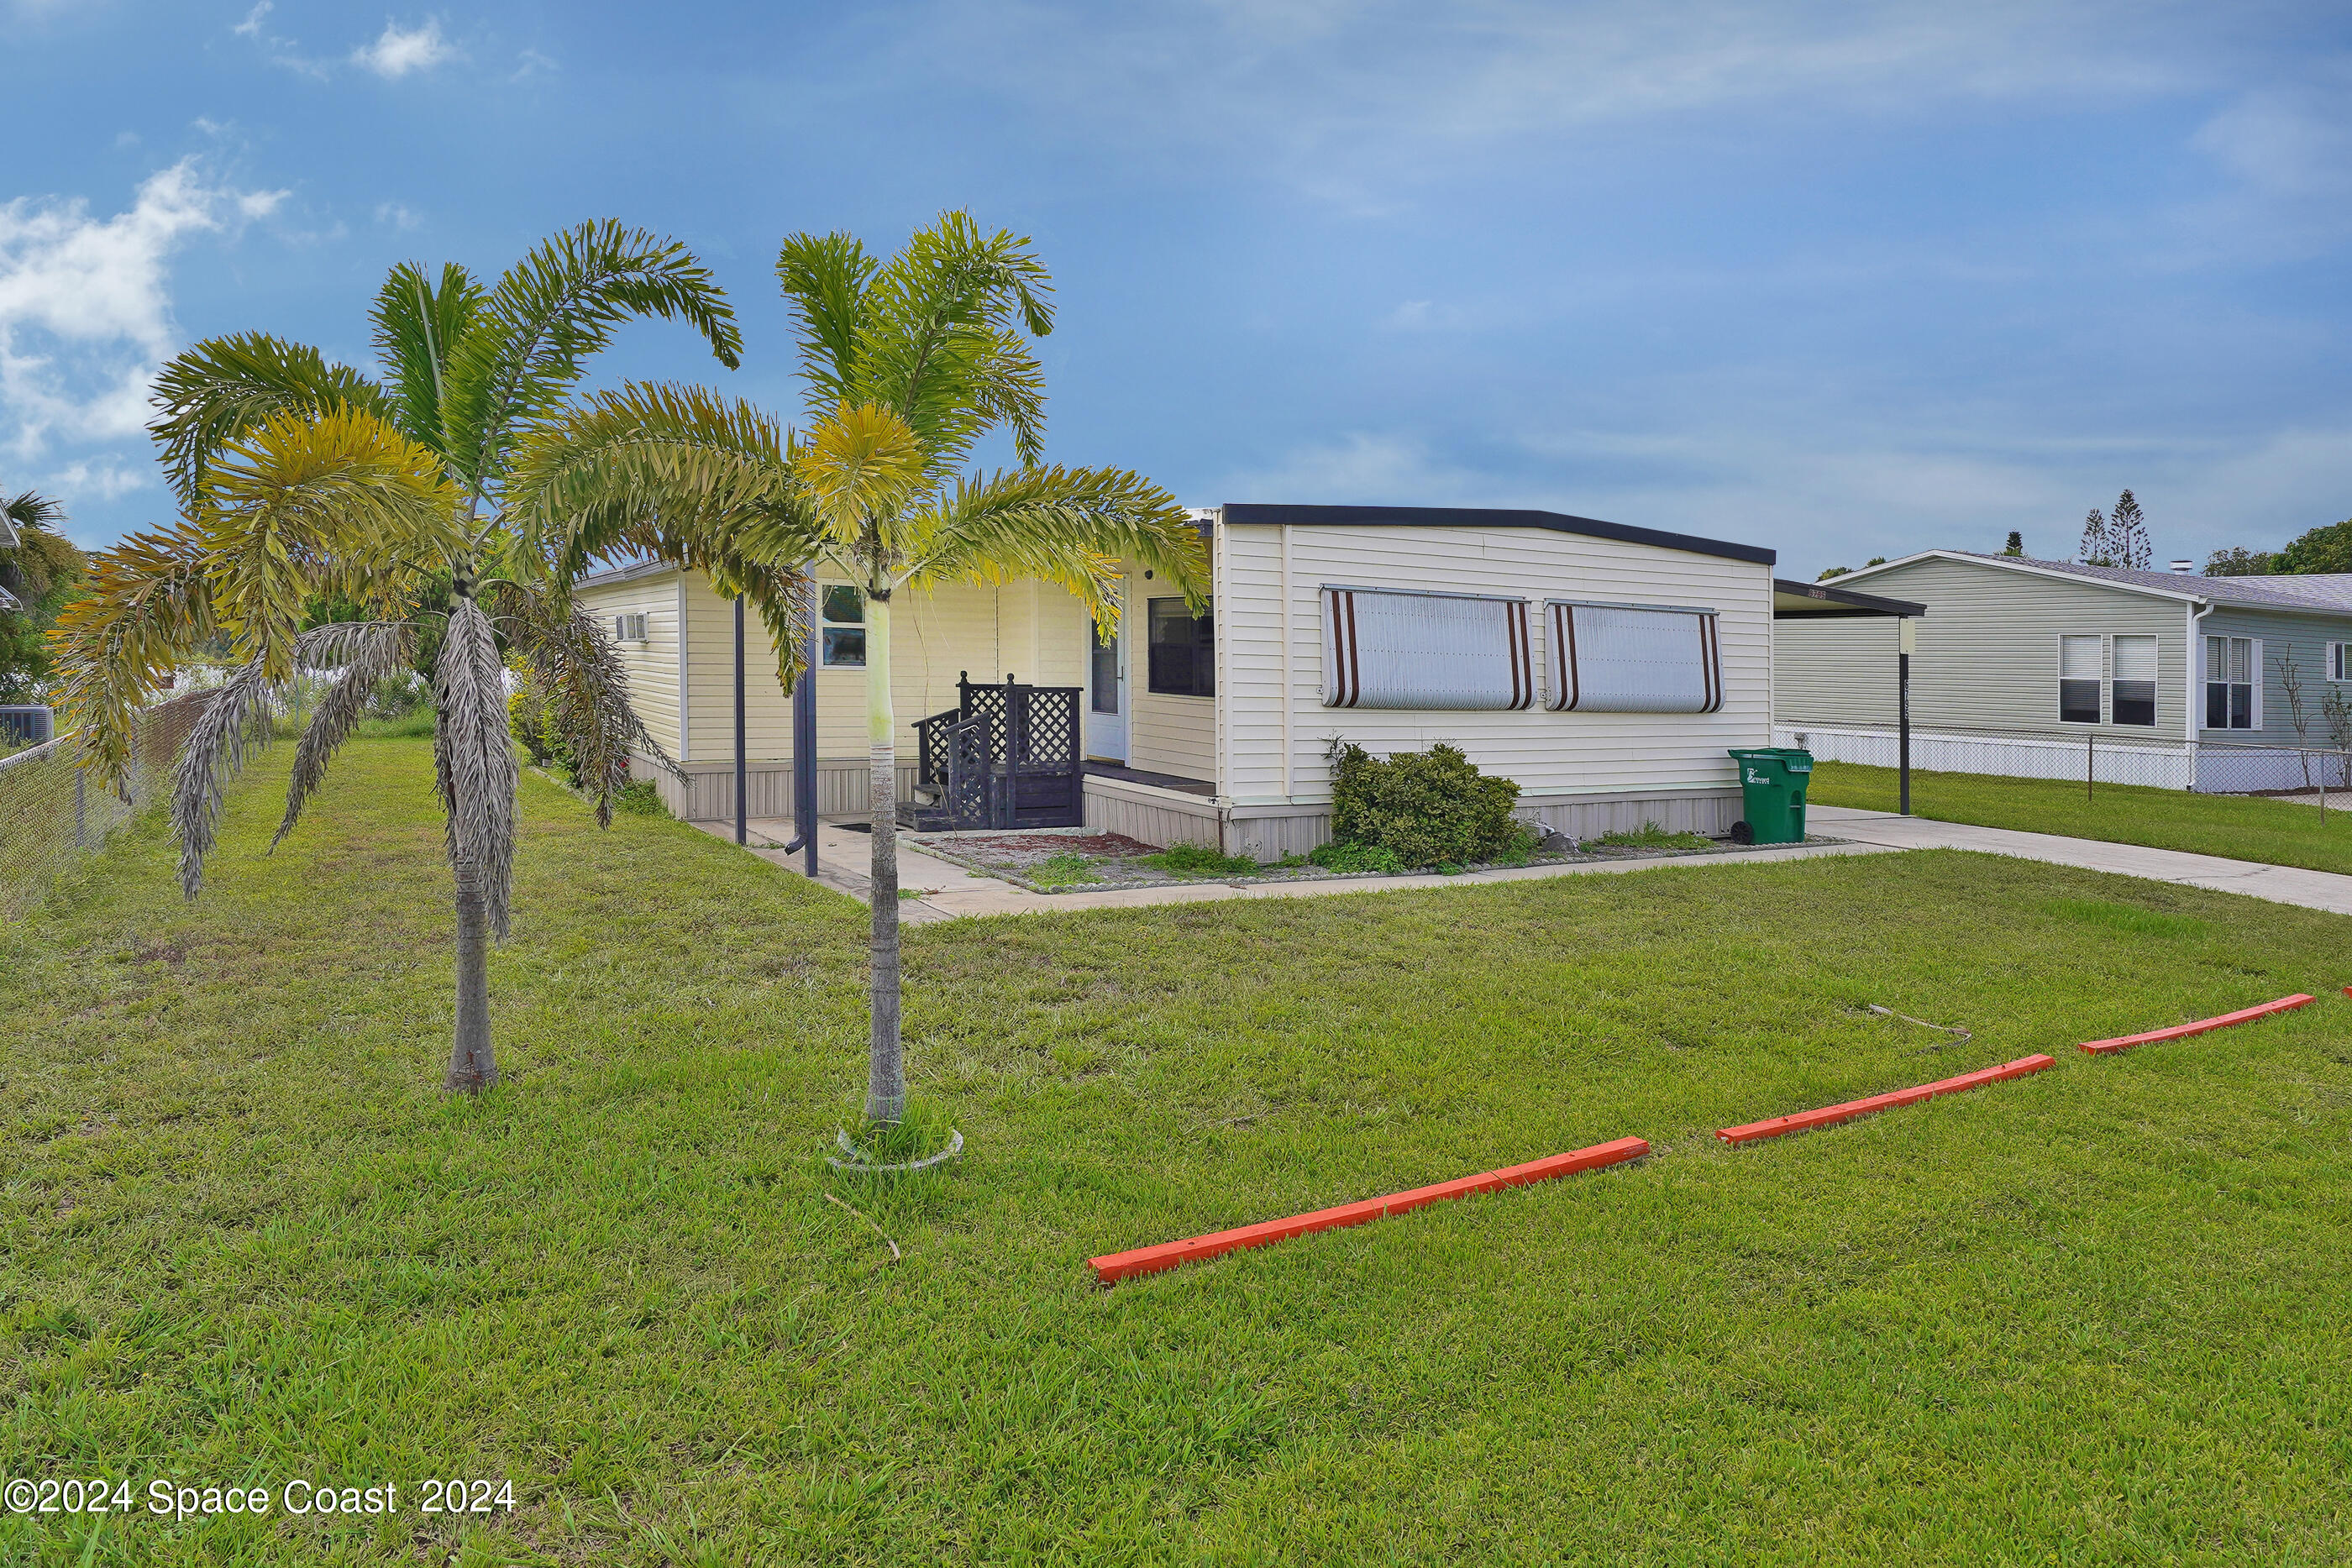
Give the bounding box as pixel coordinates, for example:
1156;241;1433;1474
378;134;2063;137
1085;595;1128;763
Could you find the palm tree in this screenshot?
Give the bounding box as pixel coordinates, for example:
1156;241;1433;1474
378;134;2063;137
2;490;87;700
50;223;811;1093
511;211;1208;1126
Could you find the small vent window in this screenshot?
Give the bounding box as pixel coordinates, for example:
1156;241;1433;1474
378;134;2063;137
1320;587;1533;710
612;613;648;642
1544;600;1721;713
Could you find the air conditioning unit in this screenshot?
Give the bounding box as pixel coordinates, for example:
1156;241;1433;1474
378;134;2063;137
612;613;648;642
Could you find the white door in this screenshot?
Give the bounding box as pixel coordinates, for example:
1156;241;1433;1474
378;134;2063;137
1085;595;1128;763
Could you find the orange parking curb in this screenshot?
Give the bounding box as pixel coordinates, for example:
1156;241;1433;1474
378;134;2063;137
2078;994;2315;1055
1715;1055;2055;1146
1087;1136;1648;1285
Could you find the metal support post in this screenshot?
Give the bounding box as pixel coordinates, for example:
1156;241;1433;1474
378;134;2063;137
733;592;748;847
1898;617;1914;816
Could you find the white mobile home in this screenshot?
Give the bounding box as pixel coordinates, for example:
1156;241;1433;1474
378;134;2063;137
578;503;1815;852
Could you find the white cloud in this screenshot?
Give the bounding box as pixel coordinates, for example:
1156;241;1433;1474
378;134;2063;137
352;18;458;79
232;1;271;38
512;46;557;81
374;202;422;230
0;159;287;470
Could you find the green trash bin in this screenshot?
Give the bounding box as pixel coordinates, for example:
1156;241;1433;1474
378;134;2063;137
1727;747;1813;845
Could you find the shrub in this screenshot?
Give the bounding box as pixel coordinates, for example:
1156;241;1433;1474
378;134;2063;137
1152;842;1260;876
1325;740;1531;868
1594;821;1711;851
615;780;667;817
365;669;431;721
507;666;563;770
1306;840;1403;875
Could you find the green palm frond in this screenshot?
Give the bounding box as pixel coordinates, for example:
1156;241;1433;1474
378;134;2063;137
198;406;462;676
798;403;928;548
370;261;487;456
3;489;66;535
48;522;217;786
148;333;396;508
904;465;1207;624
442;221;743;496
850;212;1055;471
774;231;875;422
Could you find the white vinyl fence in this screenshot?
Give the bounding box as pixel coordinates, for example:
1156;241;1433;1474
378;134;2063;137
1776;723;2352;798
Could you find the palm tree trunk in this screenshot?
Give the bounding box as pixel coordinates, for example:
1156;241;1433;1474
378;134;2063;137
447;854;498;1093
864;590;904;1124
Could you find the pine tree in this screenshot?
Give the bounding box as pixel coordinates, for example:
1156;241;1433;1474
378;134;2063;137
2003;531;2024;557
2078;506;2112;566
2108;489;2151;569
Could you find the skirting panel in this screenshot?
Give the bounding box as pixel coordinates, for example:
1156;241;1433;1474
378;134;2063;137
1131;787;1746;859
1083;779;1222;851
635;756;925;822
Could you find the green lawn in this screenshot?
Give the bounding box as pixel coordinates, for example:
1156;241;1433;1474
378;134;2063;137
6;737;2351;1565
1811;758;2352;876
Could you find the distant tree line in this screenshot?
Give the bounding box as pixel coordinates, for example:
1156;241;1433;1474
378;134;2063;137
2203;517;2352;578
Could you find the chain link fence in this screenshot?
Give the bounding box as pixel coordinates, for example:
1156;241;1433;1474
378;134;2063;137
1;691;218;922
1777;721;2352;807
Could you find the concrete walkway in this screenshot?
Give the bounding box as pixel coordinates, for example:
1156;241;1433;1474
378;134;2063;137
1809;805;2352;916
707;816;1896;921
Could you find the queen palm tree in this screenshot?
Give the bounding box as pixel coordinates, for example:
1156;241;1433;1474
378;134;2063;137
50;223;810;1093
510;211;1207;1126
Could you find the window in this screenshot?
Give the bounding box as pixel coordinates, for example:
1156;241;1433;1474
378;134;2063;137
1147;598;1215;696
1320;587;1534;710
1090;620;1119;714
611;612;647;642
1544;600;1722;713
2204;635;2255;730
821;585;865;668
2059;635;2103;724
2111;634;2157;726
2330;642;2352;683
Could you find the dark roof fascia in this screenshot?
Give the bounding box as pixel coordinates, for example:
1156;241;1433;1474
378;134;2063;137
575;558;678;591
1221;503;1775;567
1772;578;1926;619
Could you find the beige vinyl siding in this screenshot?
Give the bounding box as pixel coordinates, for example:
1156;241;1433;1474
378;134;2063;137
2197;606;2352;744
575;572;683;758
604;568;1093;764
1777;557;2189;740
1218;522;1773;804
1121;558;1218;783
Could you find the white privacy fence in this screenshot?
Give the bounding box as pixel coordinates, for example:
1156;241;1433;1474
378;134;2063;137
1776;723;2352;799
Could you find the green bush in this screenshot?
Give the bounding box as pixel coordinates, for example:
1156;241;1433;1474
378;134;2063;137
1594;821;1711;851
1325;740;1532;868
1306;840;1404;875
616;780;668;817
1151;842;1260;877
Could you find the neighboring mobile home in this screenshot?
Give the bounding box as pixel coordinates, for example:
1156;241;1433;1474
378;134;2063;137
1776;551;2352;790
578;503;1808;852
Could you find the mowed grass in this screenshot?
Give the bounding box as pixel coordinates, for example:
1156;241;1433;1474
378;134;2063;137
4;739;2351;1565
1811;758;2352;875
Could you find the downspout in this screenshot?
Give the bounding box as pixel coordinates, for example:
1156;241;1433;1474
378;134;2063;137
2187;597;2213;791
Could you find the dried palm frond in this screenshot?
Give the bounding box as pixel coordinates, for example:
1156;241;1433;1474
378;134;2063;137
171;620;412;895
273;621;417;849
432;595;517;939
171;659;279;899
493;580;680;827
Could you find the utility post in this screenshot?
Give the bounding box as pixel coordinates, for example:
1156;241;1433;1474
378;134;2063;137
733;593;748;847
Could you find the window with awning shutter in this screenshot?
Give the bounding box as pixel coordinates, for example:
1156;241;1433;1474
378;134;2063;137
1543;600;1723;713
1320;587;1535;710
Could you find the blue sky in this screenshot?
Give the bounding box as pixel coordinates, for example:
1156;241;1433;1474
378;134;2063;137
4;1;2348;577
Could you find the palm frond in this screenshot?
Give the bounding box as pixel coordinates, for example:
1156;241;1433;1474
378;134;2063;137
169;653;278;898
370;261;486;456
495;581;680;826
774;230;876;423
903;466;1208;623
198;405;461;675
797;403;927;548
433;596;518;939
3;489;66;535
441;221;743;494
272;621;417;849
47;522;216;788
148;333;395;508
851;211;1056;472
